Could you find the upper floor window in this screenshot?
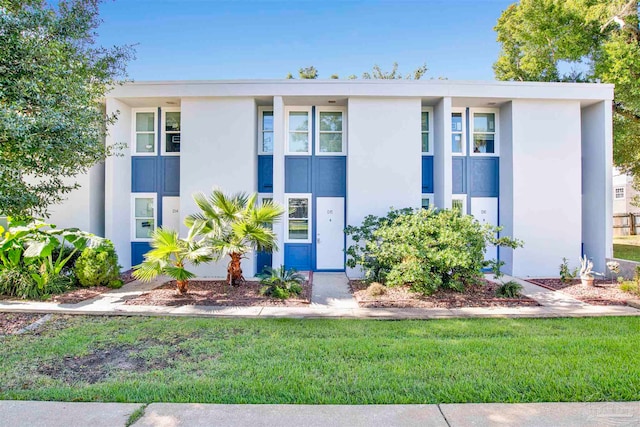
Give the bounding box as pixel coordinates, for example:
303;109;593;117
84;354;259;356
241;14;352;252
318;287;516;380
162;109;181;155
258;107;274;154
316;107;346;155
471;109;498;155
133;109;157;155
451;110;465;155
286;107;312;155
421;108;433;155
615;187;625;200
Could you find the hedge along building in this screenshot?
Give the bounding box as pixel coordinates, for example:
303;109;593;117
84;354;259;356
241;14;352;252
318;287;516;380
86;79;614;279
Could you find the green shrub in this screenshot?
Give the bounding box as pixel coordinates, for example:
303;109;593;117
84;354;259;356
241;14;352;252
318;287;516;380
619;281;640;296
346;208;522;295
75;241;122;288
366;282;387;297
258;266;305;299
0;267;72;300
496;280;523;298
559;257;577;283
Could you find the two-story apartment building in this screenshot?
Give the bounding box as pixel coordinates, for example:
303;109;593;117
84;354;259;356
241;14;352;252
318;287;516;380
48;80;613;278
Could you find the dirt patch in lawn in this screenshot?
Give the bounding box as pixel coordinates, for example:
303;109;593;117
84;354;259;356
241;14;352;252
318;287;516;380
526;278;635;305
0;313;43;335
350;279;539;308
124;279;311;307
37;341;178;384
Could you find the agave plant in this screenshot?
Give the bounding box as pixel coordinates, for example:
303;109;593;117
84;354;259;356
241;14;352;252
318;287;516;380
133;228;212;294
185;189;283;286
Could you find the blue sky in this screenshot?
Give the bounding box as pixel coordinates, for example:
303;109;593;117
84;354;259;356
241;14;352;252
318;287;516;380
97;0;515;81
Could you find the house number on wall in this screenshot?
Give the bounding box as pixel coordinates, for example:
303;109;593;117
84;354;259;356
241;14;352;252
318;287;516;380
327;210;333;214
481;210;487;214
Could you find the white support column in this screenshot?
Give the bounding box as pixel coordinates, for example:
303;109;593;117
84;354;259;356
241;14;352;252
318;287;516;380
272;96;285;268
581;100;614;272
104;98;132;269
434;97;452;208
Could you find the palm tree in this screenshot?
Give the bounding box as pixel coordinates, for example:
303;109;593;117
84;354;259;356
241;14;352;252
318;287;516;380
133;228;212;294
185;189;283;286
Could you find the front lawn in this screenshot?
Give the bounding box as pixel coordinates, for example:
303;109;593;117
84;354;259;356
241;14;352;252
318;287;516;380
614;243;640;262
1;316;639;403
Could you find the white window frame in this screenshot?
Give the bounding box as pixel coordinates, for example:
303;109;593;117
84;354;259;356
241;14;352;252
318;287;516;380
615;187;626;200
258;106;274;155
284;193;312;243
421;107;434;155
131;193;157;242
315;106;347;156
451;108;466;156
132;108;157;156
451;194;468;215
421;194;434;210
470;108;499;157
161;107;181;156
285;106;312;156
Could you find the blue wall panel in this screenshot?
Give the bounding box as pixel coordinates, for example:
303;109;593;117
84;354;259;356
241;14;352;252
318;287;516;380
285;157;312;193
452;157;466;194
315;157;346;197
162;157;180;196
131;158;157;192
284;244;312;271
422;156;434;193
258;155;274;192
131;242;152;267
256;251;273;274
469;158;499;197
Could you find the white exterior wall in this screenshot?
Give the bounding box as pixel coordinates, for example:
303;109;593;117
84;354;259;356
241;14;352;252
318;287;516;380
433;97;452;209
346;97;421;277
105;98;132;269
582;101;613;271
509;100;582;277
46;170;99;233
499;102;514;274
180;97;257;277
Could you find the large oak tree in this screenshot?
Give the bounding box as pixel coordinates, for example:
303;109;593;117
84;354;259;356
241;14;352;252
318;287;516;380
0;0;132;217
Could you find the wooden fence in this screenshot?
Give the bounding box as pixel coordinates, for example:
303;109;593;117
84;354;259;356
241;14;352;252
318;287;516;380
613;213;640;236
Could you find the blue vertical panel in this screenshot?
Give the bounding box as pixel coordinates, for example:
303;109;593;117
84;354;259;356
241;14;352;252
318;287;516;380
469;158;499;197
256;251;273;275
284;244;312;271
421;156;434;193
131;242;152;267
285;157;312;193
162;156;180;196
452;157;466;194
315;157;346;197
258;155;274;192
131;158;157;192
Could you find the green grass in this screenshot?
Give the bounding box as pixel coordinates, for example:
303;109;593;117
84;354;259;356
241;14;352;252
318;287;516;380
1;316;639;403
613;244;640;262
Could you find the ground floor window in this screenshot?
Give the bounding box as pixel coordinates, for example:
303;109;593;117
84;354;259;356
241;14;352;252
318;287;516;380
421;194;434;210
285;194;311;243
451;195;467;215
132;193;157;241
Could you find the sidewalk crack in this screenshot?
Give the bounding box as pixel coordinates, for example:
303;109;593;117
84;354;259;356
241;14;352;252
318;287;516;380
437;404;452;427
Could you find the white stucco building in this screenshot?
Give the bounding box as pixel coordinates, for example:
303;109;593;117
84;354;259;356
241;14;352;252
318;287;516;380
60;79;614;278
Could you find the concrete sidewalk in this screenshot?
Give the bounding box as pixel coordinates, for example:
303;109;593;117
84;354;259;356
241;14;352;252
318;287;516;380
0;273;638;320
1;401;638;427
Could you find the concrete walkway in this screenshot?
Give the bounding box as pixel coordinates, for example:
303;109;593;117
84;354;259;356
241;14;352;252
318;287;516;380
0;274;638;319
1;401;638;427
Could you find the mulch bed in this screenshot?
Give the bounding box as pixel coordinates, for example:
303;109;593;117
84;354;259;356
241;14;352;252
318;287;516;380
0;313;43;335
124;279;312;307
350;279;539;308
525;278;636;306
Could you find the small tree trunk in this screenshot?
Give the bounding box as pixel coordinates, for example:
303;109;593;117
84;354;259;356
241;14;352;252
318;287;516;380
227;252;245;286
176;280;189;294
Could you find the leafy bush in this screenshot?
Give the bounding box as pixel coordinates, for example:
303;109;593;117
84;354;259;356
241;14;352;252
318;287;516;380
619;281;640;296
75;241;122;288
0;267;71;300
496;280;523;298
258;266;305;299
346;208;522;295
559;257;577;283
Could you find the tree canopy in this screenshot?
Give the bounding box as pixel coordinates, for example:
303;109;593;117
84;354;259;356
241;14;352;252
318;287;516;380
285;62;429;80
494;0;640;178
0;0;133;217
